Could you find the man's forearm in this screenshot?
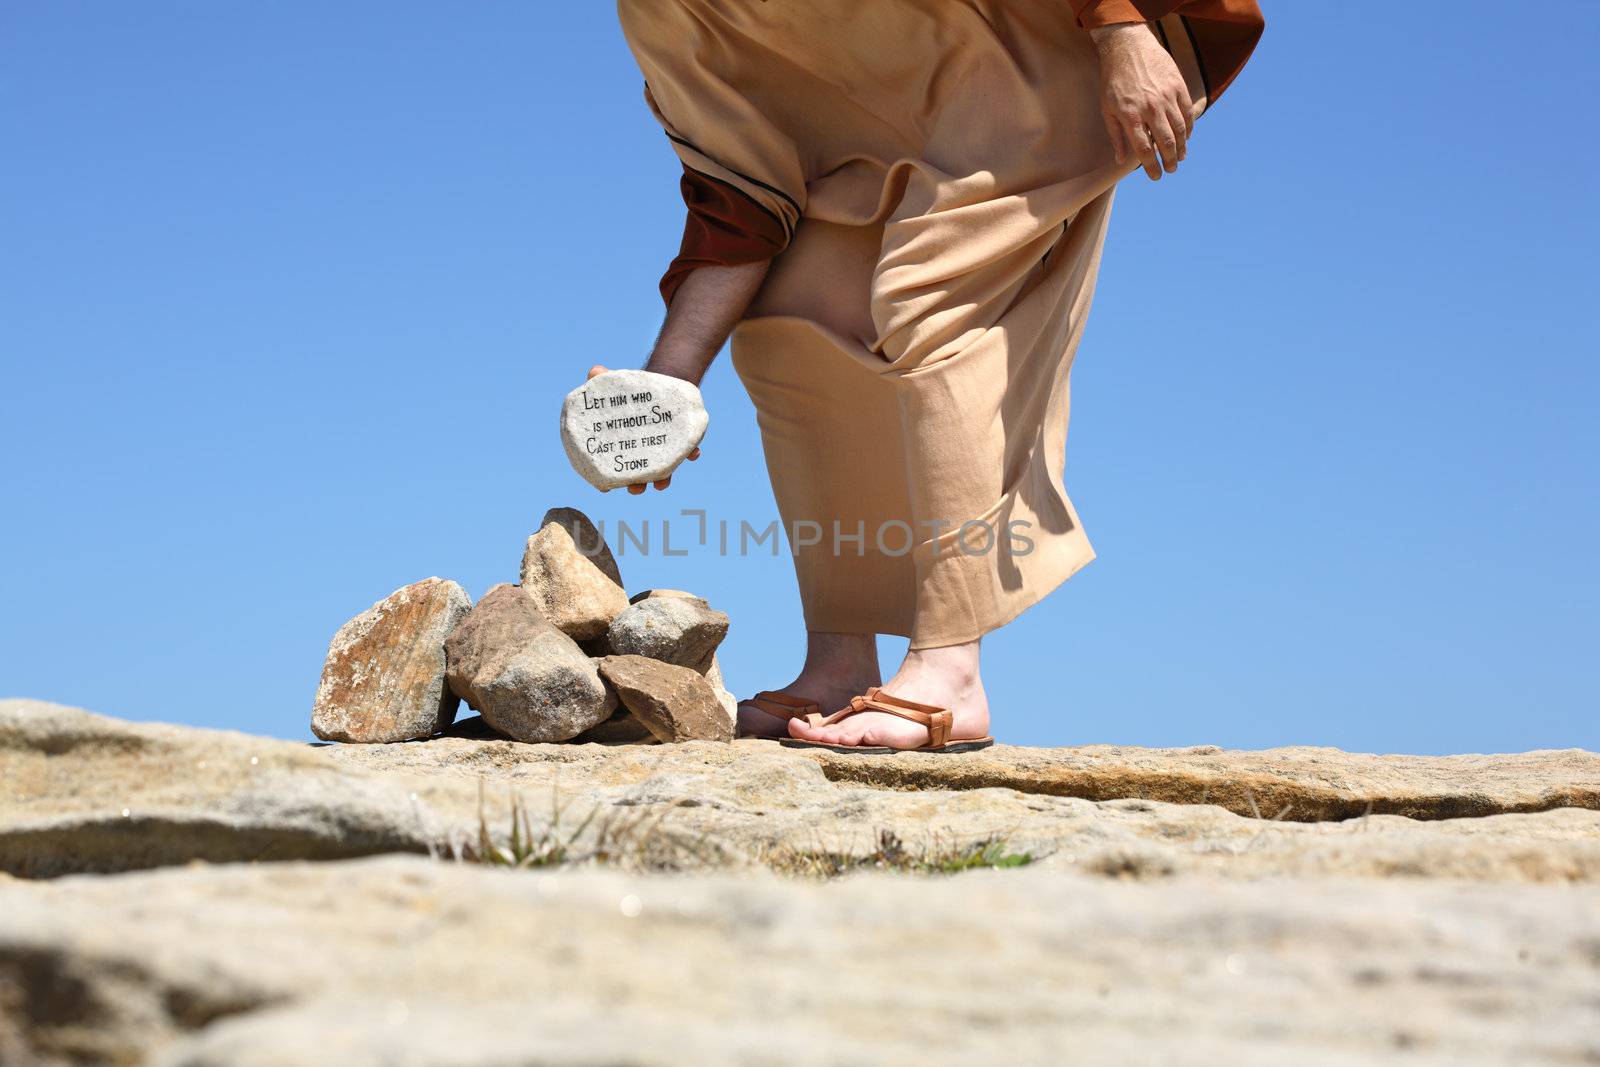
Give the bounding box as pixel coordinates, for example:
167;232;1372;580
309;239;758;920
645;260;771;385
1089;21;1153;53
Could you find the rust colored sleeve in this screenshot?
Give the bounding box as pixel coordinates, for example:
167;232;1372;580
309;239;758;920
1074;0;1146;28
1162;0;1265;103
1073;0;1264;104
659;166;791;307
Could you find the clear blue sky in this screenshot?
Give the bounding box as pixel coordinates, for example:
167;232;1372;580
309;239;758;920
3;3;1595;754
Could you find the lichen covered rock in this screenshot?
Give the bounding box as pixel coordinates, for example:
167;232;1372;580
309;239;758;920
311;577;471;743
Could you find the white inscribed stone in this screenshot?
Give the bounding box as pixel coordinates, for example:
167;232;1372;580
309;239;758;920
559;370;709;491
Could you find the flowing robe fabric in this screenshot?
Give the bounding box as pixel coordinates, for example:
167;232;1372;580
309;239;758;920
621;0;1263;648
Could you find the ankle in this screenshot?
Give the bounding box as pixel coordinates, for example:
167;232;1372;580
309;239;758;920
801;632;880;687
899;644;982;690
798;660;881;689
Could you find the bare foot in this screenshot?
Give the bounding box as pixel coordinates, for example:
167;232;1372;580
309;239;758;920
786;639;989;749
737;632;881;739
737;673;874;739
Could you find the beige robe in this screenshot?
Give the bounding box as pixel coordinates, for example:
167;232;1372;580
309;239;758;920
621;0;1216;648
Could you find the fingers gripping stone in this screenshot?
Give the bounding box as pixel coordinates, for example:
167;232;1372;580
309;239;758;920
560;370;708;491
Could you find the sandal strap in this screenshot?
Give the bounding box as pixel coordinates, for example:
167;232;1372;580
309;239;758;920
804;687;953;748
744;691;821;720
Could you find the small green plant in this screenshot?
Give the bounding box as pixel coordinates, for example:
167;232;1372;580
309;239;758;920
456;786;1033;878
766;829;1035;879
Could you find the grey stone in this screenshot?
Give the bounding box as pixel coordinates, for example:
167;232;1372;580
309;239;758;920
605;597;729;669
560;369;709;491
311;578;471;743
598;655;734;744
443;586;614;743
628;587;702;606
520;509;628;641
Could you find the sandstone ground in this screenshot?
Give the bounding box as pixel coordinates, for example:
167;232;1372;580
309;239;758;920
3;698;1598;1065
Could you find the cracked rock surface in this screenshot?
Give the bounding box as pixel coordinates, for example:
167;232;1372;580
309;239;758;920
2;698;1598;1065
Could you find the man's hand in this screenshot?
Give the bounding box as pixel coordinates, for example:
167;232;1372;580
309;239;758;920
586;365;701;494
1091;22;1195;181
581;260;764;495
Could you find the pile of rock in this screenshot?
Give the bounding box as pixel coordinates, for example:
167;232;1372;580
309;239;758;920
311;508;734;746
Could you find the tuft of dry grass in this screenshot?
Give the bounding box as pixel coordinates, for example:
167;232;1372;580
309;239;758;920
454;781;727;872
763;829;1034;879
453;787;1035;879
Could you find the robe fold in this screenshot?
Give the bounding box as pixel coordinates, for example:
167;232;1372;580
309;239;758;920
620;0;1262;647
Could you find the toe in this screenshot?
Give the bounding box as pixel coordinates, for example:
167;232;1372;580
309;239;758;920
816;722;869;747
860;722;928;750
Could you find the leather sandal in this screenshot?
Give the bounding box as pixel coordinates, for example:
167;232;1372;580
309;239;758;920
737;690;823;738
778;686;994;754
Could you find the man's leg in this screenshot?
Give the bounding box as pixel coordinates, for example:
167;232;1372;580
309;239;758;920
733;212;1008;747
737;631;881;739
786;637;990;749
778;174;1116;748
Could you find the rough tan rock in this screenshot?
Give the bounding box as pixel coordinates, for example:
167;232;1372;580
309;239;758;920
1;703;429;877
545;506;625;585
310;578;470;743
3;856;1599;1067
5;701;1599;885
598;656;733;743
443;586;614;743
6;701;1600;1065
794;743;1600;822
519;508;627;640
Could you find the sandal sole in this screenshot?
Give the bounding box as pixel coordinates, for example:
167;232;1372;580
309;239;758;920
777;737;995;755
